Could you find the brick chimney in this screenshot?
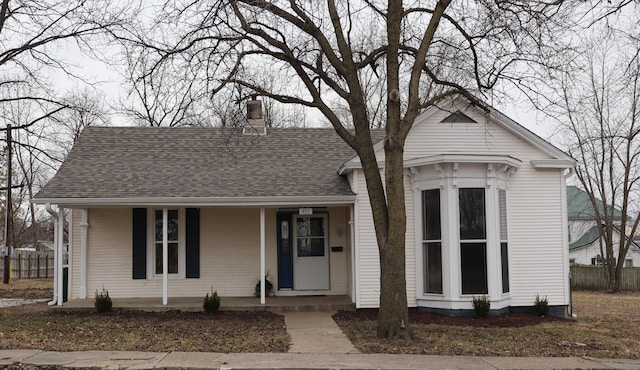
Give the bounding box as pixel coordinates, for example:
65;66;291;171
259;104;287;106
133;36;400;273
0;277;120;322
243;97;266;135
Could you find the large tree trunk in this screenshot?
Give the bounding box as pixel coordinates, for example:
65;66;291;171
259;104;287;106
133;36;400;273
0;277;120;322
376;138;411;339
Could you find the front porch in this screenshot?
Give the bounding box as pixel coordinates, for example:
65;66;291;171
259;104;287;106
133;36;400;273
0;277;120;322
54;295;355;312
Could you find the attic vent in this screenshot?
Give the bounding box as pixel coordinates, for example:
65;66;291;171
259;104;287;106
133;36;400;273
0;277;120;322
243;98;266;135
440;110;477;123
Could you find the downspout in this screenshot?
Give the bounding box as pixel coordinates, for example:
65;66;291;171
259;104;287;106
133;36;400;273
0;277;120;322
45;203;58;306
564;168;575;317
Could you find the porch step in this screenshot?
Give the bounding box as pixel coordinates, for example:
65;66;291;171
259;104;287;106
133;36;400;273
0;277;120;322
222;302;356;313
53;295;356;313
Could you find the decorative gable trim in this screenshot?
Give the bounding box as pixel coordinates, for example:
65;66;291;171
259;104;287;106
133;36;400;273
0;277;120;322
440;110;477;123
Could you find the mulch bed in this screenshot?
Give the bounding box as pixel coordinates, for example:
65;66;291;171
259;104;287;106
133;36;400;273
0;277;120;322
334;308;568;327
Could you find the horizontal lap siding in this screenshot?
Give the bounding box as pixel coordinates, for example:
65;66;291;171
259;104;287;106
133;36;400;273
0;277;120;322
202;208;277;297
79;207;349;299
82;208;278;298
86;208;135;297
354;169;417;308
508;168;567;306
355;170;380;307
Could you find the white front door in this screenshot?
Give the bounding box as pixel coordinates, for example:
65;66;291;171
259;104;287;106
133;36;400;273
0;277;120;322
293;215;330;290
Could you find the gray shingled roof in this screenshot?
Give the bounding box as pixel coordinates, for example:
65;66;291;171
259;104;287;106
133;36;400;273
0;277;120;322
35;127;379;201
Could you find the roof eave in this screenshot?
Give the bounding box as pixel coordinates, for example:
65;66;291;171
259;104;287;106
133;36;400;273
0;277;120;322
33;195;357;208
531;159;576;169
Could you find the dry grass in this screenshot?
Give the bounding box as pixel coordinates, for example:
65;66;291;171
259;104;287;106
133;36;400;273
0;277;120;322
333;291;640;358
0;278;53;299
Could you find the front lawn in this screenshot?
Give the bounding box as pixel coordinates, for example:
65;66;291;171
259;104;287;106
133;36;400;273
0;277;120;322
333;291;640;358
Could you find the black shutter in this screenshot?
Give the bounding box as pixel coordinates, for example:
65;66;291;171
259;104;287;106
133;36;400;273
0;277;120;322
132;208;147;279
185;208;200;278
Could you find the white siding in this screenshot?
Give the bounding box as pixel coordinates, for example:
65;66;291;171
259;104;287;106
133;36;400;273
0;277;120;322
353;169;380;308
72;206;350;299
354;104;569;309
353;169;417;308
508;168;567;307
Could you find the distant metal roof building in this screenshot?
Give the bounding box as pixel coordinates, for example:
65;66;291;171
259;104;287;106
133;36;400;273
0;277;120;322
566;186;623;220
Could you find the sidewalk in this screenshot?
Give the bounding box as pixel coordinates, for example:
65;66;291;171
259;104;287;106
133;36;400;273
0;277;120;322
2;349;640;369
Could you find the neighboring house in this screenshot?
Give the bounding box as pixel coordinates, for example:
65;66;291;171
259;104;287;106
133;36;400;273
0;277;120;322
567;186;640;267
34;97;575;316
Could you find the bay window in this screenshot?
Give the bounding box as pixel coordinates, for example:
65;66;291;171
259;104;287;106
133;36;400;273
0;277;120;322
411;157;519;311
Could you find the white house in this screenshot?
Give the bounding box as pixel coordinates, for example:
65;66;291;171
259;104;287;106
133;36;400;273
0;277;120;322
34;97;575;316
567;186;640;267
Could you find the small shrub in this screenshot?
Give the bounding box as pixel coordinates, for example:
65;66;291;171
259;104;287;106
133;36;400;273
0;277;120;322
94;288;112;313
534;294;550;316
473;295;490;317
203;289;221;313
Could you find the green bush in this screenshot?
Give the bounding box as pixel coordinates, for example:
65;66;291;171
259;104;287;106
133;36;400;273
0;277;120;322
473;295;490;317
534;294;550;316
94;288;112;313
203;289;221;313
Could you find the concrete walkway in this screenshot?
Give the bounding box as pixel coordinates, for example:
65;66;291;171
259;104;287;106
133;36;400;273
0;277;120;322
2;349;640;369
284;311;359;354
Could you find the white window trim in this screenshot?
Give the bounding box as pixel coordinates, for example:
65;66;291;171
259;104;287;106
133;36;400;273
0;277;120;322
146;207;186;279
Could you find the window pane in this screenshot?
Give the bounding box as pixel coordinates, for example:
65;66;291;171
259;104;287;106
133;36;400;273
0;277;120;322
499;190;507;240
297;238;324;257
155;210;163;241
156;242;179;274
296;217;325;237
459;188;486;240
422;189;441;240
424;242;442;294
168;210;178;241
168;243;178;274
501;242;509;293
155;210;179;241
461;242;487;294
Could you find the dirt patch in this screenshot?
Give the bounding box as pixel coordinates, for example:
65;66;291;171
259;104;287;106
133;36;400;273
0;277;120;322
334;308;566;328
0;307;289;352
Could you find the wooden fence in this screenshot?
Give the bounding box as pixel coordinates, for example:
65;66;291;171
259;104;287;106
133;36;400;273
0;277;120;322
571;265;640;291
0;251;54;279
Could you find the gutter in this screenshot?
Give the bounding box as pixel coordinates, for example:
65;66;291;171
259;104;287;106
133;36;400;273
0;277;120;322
45;203;58;306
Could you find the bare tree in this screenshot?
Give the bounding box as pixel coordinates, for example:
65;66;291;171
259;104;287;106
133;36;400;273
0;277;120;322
547;26;640;292
0;0;132;259
130;0;573;338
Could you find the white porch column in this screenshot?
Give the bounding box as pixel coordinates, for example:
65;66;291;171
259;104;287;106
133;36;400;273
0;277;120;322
260;207;266;305
45;204;58;305
79;209;89;299
57;207;64;306
162;208;168;305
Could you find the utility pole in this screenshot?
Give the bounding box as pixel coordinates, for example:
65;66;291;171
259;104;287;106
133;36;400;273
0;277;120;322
3;124;11;284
